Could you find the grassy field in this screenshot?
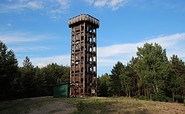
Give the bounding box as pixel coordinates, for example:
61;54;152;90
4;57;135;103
0;96;185;114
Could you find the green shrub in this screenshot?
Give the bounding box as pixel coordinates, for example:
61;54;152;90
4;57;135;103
174;95;183;103
138;96;147;100
152;92;166;102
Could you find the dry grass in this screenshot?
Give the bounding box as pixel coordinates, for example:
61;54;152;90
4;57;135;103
0;96;185;114
101;97;185;114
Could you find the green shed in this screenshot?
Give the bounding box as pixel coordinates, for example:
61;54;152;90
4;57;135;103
53;83;70;98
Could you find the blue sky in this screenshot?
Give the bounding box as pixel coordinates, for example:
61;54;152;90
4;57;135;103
0;0;185;75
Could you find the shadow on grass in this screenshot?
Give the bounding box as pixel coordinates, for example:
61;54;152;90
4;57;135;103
0;97;57;114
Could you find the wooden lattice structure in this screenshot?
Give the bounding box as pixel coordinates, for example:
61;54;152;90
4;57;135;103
68;14;99;97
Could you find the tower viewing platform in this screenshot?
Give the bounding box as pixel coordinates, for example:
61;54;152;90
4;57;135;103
68;14;99;28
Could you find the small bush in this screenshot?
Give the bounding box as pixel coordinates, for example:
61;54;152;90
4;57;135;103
152;92;166;102
138;96;147;100
174;95;183;103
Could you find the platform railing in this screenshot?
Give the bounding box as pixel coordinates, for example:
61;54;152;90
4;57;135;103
68;14;99;27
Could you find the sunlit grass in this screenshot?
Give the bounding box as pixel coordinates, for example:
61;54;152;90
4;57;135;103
70;97;152;114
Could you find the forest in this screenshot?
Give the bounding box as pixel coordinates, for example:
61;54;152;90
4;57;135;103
98;43;185;103
0;41;185;103
0;41;70;100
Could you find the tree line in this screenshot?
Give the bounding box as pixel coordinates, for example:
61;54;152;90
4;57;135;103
1;40;185;103
0;41;69;100
98;43;185;103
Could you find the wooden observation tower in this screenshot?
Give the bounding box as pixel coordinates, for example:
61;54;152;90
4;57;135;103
68;14;99;97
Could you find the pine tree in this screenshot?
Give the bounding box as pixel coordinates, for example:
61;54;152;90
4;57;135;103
125;57;138;97
134;43;170;99
0;41;19;100
110;61;125;96
169;55;185;102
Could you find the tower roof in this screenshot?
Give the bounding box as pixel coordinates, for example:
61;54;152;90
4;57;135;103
68;14;99;28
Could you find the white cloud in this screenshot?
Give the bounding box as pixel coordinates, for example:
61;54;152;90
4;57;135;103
12;46;51;52
14;32;185;75
146;33;185;47
27;1;43;10
108;0;128;10
86;0;128;10
0;32;53;54
49;0;70;13
95;0;107;7
0;31;69;68
0;4;23;12
0;0;43;12
98;43;139;57
98;33;185;58
46;0;70;20
56;0;69;8
0;0;70;19
0;32;48;44
97;33;185;74
30;55;70;67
